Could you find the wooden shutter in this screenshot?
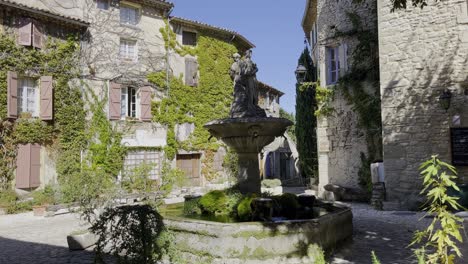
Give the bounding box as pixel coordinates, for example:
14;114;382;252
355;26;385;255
15;144;41;189
30;144;41;188
109;82;121;120
40;76;53;120
16;144;31;189
32;20;43;49
17;17;32;46
7;71;18;119
185;58;198;87
140;86;152;121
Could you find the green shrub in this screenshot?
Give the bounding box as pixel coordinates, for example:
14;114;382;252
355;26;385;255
237;194;256;221
261;179;282;188
0;189;17;207
198;190;242;216
7;200;33;214
32;185;56;206
183;196;201;215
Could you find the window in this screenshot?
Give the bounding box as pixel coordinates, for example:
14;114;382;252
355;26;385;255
17;18;43;49
18;77;39;117
310;23;318;48
326;47;340;85
121;87;139;118
120;39;137;61
182;31;197;46
97;0;109;10
120;4;139;25
123;151;162;180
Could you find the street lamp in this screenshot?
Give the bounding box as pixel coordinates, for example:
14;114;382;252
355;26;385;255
439;89;452;111
295;64;307;84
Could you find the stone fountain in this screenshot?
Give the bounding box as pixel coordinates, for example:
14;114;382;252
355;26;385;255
162;50;352;263
204;50;292;194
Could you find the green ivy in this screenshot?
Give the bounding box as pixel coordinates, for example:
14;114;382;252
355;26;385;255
149;29;237;175
335;11;382;192
0;34;85;192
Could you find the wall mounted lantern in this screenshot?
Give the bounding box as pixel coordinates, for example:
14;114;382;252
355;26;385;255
439;89;452;111
295;64;307;84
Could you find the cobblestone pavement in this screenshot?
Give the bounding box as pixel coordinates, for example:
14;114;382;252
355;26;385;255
0;204;466;264
330;203;468;264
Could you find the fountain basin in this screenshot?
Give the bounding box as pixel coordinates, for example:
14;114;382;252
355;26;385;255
163;203;352;264
204;117;292;153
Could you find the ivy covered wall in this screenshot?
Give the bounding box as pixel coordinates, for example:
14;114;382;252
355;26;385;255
149;25;238;181
0;33;85;191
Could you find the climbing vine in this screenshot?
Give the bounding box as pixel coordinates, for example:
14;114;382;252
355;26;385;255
336;11;382;192
149;25;238;181
0;34;85;192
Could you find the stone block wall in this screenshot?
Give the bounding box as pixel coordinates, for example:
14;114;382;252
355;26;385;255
378;0;468;205
315;0;378;195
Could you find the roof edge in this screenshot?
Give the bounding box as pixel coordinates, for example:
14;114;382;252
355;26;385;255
170;16;255;49
0;0;89;27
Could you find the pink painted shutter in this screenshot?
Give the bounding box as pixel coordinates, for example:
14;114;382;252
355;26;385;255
32;20;43;49
140;86;152;121
29;144;41;188
17;17;32;46
7;71;18;119
40;76;53;120
109;82;121;120
16;144;31;189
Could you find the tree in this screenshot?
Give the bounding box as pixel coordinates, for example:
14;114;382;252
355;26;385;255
279;108;296;142
295;48;318;181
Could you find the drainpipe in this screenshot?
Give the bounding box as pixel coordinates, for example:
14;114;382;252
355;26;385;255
165;7;174;96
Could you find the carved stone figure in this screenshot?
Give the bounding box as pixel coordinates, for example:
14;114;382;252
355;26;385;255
230;50;267;118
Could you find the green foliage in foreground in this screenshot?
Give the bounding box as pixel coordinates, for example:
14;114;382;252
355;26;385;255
410;155;465;264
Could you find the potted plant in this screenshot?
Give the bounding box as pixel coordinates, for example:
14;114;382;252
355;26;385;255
32;185;56;216
0;190;17;215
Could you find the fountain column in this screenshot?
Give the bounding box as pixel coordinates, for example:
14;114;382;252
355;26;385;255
237;152;261;194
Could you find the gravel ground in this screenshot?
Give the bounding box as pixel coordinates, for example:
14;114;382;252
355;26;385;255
0;203;466;264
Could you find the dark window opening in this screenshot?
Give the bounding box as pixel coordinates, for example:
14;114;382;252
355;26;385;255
182;31;197;46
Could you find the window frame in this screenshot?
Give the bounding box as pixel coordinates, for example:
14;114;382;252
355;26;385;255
119;38;138;62
326;46;340;85
96;0;110;10
120;2;140;26
120;86;140;119
17;77;39;117
123;150;163;180
182;30;197;46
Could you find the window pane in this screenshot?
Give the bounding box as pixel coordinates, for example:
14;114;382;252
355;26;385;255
182;31;197;46
18;78;38;116
121;87;127;117
97;0;109;10
120;6;138;25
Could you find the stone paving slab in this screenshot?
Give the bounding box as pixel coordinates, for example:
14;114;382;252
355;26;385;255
331;203;468;264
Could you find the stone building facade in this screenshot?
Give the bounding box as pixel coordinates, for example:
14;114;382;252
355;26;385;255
0;0;88;190
3;0;299;193
378;0;468;207
302;0;379;195
303;0;468;208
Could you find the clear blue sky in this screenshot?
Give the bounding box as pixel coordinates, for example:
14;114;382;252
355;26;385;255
170;0;307;114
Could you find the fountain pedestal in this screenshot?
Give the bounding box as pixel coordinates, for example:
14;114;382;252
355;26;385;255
205;117;292;194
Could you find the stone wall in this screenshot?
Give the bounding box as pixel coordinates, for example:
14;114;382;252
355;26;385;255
314;0;378;195
378;0;468;207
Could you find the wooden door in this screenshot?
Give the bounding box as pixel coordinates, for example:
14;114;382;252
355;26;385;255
176;154;200;186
